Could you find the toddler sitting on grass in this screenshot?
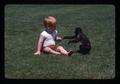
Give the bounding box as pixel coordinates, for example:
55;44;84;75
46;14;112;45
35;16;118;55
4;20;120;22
34;16;73;56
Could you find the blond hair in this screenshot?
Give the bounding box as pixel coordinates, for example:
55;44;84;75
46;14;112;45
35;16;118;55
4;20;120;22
44;16;56;28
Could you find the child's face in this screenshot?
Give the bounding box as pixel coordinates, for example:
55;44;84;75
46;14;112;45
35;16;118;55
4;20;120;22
46;26;56;33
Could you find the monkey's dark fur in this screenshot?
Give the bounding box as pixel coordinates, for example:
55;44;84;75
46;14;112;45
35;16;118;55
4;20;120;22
63;27;91;54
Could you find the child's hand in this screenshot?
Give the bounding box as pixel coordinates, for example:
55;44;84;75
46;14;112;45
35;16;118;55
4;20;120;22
57;36;62;41
34;51;41;56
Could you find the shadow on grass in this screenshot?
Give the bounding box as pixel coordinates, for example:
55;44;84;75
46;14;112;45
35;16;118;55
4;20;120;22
73;50;91;56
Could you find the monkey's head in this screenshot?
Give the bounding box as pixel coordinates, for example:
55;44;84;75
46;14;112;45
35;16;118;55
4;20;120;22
75;27;82;34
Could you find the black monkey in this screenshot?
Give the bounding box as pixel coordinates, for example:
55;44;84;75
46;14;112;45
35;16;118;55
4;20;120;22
63;27;91;54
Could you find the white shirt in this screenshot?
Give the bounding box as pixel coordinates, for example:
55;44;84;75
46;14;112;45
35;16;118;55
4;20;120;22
41;30;58;47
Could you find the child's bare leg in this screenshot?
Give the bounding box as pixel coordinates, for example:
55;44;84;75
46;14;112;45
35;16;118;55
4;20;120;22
56;46;73;56
43;47;61;55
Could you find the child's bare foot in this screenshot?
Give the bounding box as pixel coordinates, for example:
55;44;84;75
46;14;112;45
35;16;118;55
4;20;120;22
34;51;41;56
68;50;73;56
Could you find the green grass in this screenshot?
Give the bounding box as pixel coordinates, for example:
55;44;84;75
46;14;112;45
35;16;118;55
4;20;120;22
5;5;115;79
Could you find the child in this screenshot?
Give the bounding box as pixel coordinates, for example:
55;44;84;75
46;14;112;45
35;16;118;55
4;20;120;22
34;16;73;56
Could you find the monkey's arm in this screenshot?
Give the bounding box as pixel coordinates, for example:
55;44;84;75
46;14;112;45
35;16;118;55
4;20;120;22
68;38;79;44
63;35;75;39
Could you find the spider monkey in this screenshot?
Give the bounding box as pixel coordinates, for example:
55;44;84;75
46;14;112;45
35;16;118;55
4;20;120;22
63;27;91;54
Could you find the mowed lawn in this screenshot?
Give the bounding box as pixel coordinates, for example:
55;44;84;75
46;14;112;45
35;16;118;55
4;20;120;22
5;5;115;79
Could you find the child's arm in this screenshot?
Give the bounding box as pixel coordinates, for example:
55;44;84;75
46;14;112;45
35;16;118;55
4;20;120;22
34;35;44;56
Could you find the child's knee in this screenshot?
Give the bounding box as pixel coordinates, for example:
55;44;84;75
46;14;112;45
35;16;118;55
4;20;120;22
56;46;64;52
43;47;51;52
57;46;63;49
